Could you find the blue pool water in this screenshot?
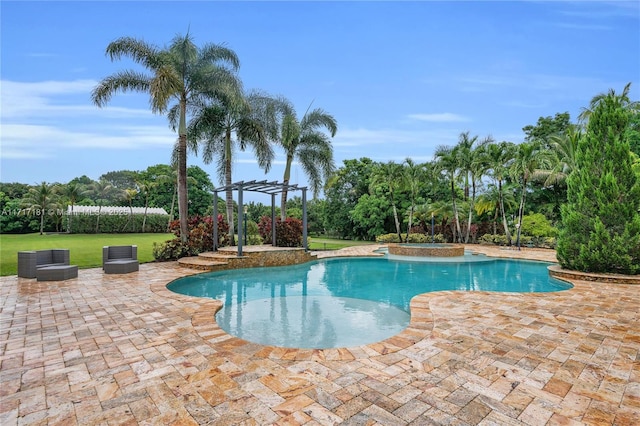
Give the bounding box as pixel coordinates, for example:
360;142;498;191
167;257;572;349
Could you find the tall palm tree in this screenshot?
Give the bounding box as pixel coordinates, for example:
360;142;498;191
455;132;479;201
370;161;405;242
539;126;582;187
136;180;156;233
475;183;517;236
121;188;138;232
91;33;240;243
578;82;638;125
481;140;516;244
403;158;426;241
456;132;489;243
90;180;117;233
59;182;83;233
510;141;554;247
187;90;279;243
276;104;337;220
434;145;463;242
22;182;57;235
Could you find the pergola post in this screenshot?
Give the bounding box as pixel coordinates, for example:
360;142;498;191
302;188;308;252
213;191;218;252
238;187;244;257
271;193;276;246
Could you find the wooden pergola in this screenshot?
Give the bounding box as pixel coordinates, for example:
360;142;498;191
212;180;308;256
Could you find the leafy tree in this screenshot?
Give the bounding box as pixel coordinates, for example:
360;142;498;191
523;112;571;146
91;33;240;243
370;161;404;242
324;158;376;239
100;170;140;192
276;104;337;219
557;85;640;274
520;213;558;238
350;193;391;240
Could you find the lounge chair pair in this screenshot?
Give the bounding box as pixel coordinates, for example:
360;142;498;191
18;245;139;280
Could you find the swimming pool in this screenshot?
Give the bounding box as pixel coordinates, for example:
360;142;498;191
167;257;572;349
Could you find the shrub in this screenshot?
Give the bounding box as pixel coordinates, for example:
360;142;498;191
258;216;304;247
478;234;509;246
153;238;193;261
154;215;231;261
521;213;558;238
377;233;445;243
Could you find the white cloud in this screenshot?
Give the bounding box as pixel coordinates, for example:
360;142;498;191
1;123;176;159
1;79;154;120
408;113;470;123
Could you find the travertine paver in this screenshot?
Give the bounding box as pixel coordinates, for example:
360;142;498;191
0;244;638;425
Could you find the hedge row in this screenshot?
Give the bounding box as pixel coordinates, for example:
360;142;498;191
68;214;169;233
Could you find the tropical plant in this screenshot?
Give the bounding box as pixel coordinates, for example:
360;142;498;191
121;188;138;232
434;145;463;242
91;32;240;243
578;82;639;124
59;182;84;233
538;126;582;187
21;182;58;235
456;132;490;243
88;180;118;233
403;158;428;242
510;141;554;248
481;140;517;243
276;103;337;219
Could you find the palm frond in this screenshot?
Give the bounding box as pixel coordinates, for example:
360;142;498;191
90;71;151;107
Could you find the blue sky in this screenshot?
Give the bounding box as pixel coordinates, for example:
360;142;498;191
1;1;639;202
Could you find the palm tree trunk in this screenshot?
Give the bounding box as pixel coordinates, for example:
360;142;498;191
142;204;148;233
68;204;74;233
465;180;478;243
498;180;512;245
225;128;235;245
450;180;462;243
280;156;293;221
95;205;102;233
177;98;189;244
406;207;414;243
167;185;176;232
392;203;402;242
516;180;527;247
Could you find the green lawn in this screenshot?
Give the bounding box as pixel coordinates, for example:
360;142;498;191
0;233;376;276
0;233;173;276
309;237;376;251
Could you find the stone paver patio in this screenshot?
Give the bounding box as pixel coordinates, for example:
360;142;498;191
1;245;638;425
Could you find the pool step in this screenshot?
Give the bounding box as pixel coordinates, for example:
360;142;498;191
177;256;229;271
